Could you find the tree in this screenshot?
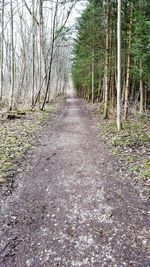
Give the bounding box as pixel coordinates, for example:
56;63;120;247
103;0;109;119
72;0;150;127
0;0;4;101
116;0;122;130
10;0;15;110
0;0;76;111
32;0;35;106
41;0;77;110
124;0;133;120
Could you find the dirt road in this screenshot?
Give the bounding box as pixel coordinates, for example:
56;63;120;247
0;92;150;266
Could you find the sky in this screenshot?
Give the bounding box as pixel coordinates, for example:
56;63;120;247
67;1;88;31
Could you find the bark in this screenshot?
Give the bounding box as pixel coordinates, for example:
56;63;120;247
104;0;109;119
18;0;26;98
91;6;94;103
91;48;94;103
139;0;144;114
124;0;133;120
117;0;122;131
139;64;144;113
111;74;115;110
39;0;47;91
144;85;147;110
41;0;58;110
32;0;35;106
0;0;4;101
10;0;15;110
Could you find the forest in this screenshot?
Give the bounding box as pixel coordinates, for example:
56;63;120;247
0;0;75;112
0;0;150;120
0;0;150;265
71;0;150;182
72;0;150;124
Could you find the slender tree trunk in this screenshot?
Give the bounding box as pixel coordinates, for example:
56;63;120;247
124;0;133;120
144;85;147;110
0;0;4;101
117;0;122;131
130;79;135;102
39;0;47;89
111;73;115;110
91;5;95;103
31;0;46;110
18;0;26;98
47;0;54;103
32;0;35;106
41;0;58;110
139;61;144;113
10;0;15;110
104;0;109;119
91;48;94;103
108;26;113;100
139;0;144;114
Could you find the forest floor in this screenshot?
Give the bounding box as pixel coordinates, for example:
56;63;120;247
0;99;62;187
0;92;150;266
87;102;150;198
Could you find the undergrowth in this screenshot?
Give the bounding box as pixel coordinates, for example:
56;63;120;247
0;99;61;183
91;103;150;181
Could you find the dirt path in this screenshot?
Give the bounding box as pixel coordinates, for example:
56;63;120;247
0;92;150;267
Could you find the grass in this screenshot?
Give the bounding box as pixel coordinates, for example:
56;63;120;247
0;98;62;183
90;103;150;180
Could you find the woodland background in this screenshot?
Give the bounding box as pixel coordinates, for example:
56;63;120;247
0;0;150;181
0;0;78;111
72;0;150;120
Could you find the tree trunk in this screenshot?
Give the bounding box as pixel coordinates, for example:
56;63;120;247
32;0;35;106
39;0;47;90
91;48;94;103
104;0;109;119
139;0;144;114
10;0;15;110
41;0;58;110
91;5;95;103
124;0;133;120
139;61;144;113
144;85;147;111
116;0;122;131
0;0;4;101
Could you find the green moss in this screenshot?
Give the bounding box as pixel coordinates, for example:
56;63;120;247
141;171;150;178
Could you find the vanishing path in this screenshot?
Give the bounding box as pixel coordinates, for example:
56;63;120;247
0;92;149;266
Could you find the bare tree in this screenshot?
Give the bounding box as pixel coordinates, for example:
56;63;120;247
10;0;15;110
0;0;5;101
32;0;35;106
0;0;77;110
